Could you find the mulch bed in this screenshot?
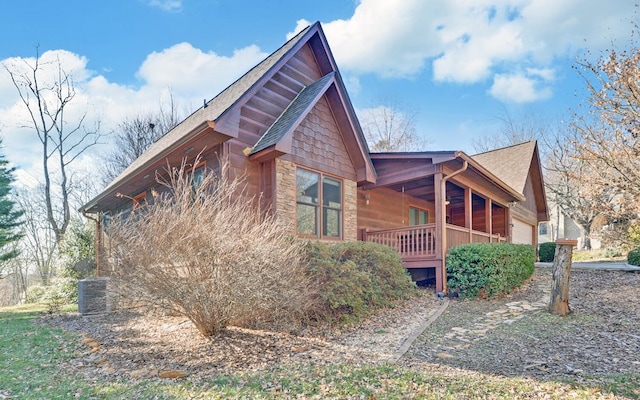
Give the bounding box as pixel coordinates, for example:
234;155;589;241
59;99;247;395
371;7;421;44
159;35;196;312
43;267;640;385
402;268;640;384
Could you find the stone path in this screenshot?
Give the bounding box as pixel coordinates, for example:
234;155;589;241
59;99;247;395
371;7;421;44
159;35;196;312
435;280;551;357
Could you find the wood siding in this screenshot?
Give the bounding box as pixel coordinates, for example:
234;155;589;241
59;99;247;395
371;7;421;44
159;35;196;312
357;186;435;236
228;43;325;204
286;96;357;180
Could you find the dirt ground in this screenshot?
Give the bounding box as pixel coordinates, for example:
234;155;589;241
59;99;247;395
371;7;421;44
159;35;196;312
44;267;640;385
402;268;640;384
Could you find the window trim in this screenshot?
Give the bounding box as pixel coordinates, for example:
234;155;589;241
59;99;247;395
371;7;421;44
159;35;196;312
409;205;429;226
295;166;344;240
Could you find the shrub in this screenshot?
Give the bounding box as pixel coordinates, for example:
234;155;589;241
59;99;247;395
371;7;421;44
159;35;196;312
106;159;312;337
447;243;535;299
538;242;556;262
305;241;417;324
26;277;78;313
628;248;640;266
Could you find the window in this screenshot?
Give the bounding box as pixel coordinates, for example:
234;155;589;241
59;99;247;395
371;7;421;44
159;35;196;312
102;211;111;233
188;161;206;192
409;206;428;226
296;168;342;239
538;222;548;235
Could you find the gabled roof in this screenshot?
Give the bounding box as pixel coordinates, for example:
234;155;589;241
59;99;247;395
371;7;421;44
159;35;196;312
472;140;548;220
90;24;314;201
471;141;536;194
251;72;335;155
81;22;375;213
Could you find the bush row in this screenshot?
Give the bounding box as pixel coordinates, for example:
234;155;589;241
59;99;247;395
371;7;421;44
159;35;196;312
305;241;418;324
446;243;535;299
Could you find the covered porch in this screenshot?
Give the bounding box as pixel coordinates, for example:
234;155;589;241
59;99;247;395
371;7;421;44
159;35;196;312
357;152;524;293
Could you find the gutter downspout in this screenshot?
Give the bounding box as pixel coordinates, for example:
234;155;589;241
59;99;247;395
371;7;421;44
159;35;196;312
82;210;101;276
440;158;468;294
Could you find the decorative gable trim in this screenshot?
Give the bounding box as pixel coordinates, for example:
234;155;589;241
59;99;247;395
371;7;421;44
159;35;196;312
250;72;335;161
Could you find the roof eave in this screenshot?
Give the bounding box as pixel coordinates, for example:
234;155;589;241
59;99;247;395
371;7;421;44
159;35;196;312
79;120;222;213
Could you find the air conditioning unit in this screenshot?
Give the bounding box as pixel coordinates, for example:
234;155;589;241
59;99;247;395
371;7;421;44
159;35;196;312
78;277;113;315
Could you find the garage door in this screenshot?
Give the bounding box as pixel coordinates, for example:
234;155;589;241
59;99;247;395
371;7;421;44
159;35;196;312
512;218;534;245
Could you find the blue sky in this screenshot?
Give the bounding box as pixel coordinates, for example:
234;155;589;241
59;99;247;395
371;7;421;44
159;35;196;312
0;0;636;187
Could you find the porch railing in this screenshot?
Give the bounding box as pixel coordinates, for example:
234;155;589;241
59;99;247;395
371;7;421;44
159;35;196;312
445;224;505;253
365;224;437;259
365;223;506;260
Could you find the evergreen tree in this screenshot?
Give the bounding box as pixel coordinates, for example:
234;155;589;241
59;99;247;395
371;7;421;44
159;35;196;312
0;141;23;263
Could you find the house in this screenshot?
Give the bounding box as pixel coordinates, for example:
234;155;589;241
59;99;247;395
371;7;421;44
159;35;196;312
80;22;548;293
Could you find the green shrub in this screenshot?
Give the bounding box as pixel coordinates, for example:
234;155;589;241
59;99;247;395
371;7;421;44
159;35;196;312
446;243;535;299
26;277;78;311
604;247;622;259
305;241;417;324
538;242;556;262
628;248;640;266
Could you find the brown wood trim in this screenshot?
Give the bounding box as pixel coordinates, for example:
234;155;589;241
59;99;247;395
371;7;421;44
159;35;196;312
294;165;345;240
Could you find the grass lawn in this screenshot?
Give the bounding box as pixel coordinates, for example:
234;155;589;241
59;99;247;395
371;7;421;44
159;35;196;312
0;304;636;399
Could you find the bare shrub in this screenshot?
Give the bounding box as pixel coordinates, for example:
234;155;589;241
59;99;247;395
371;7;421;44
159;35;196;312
105;159;312;337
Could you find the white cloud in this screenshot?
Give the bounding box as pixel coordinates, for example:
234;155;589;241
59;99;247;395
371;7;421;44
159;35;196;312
489;72;552;103
286;19;312;40
146;0;183;13
320;0;443;78
0;42;269;188
313;0;636;101
137;43;267;98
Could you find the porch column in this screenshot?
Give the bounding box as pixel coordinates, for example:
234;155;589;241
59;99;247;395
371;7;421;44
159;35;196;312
434;171;445;292
486;198;492;241
465;187;472;242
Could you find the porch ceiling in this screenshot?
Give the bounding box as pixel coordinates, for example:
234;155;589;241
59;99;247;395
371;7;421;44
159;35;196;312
386;176;436;202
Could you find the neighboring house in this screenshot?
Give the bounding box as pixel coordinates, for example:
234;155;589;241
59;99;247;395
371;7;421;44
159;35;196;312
538;204;604;250
80;22;548;293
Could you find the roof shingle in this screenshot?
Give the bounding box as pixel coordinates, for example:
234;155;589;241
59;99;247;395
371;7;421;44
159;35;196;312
471;140;537;195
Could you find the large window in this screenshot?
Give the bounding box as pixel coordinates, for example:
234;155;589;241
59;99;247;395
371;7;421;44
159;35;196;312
296;168;342;239
409;206;428;226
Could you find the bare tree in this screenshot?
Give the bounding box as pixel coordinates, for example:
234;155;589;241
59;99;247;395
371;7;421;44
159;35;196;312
472;110;544;153
359;98;428;152
3;49;101;244
568;44;640;245
0;241;28;306
543;129;610;250
101;96;181;185
14;186;57;286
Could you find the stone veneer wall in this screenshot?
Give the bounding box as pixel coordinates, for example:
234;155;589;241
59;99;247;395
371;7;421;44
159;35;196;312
275;158;297;234
275;158;357;241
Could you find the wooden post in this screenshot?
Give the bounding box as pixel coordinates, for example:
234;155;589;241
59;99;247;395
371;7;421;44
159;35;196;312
434;172;445;293
548;239;577;316
465;187;472;243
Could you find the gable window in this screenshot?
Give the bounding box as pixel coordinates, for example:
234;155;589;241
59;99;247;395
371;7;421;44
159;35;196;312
409;206;428;226
296;167;342;239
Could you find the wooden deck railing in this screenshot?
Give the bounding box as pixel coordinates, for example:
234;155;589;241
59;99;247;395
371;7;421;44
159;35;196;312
365;224;437;259
445;224;505;253
365;223;506;260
